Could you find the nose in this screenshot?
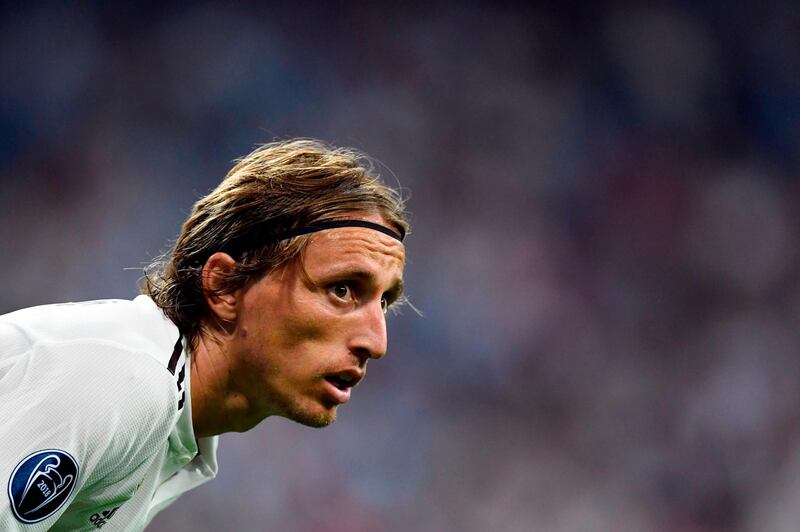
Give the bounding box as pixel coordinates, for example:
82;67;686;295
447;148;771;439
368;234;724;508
348;300;388;363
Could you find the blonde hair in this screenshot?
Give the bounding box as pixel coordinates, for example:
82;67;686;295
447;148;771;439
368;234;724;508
143;139;408;347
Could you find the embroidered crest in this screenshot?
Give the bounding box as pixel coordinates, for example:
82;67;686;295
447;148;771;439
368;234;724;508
7;449;79;524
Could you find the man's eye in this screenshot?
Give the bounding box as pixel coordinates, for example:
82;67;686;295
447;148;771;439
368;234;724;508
381;297;388;313
332;284;352;301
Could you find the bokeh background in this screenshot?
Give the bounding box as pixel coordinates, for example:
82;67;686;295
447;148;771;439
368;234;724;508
2;1;800;530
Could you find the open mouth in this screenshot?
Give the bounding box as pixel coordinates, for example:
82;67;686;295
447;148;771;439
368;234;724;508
324;372;360;391
321;370;364;404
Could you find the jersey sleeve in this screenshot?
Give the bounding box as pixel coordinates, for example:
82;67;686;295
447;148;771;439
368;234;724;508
0;338;179;531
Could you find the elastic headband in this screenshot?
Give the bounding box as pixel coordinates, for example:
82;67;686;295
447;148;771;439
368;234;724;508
275;219;405;242
224;219;404;258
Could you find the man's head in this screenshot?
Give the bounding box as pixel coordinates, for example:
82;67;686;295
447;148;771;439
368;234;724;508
144;139;408;431
145;139;408;347
199;212;405;429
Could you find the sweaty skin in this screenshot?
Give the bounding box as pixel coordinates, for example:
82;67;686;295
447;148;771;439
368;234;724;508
189;212;405;436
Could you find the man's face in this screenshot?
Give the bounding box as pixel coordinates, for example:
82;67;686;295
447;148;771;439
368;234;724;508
227;213;405;428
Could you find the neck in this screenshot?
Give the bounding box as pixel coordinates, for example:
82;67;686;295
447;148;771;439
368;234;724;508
189;332;265;437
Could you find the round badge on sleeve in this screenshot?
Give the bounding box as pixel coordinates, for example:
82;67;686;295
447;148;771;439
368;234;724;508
7;449;79;524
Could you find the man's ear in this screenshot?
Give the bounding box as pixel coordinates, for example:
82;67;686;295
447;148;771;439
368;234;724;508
202;252;239;323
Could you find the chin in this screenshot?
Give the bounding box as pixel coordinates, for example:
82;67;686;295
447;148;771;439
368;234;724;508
285;403;338;428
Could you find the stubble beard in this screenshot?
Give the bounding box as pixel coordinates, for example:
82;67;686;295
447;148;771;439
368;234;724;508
282;398;338;428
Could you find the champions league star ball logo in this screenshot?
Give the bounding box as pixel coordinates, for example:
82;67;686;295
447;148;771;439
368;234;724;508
7;449;79;524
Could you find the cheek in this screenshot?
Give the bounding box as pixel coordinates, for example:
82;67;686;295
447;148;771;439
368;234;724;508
282;319;326;349
240;286;345;366
270;306;337;356
278;294;349;346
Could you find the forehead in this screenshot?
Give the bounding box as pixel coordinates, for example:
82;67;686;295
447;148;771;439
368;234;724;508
303;226;406;275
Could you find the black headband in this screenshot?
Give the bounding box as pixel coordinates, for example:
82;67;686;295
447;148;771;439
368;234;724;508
224;218;404;258
275;219;405;242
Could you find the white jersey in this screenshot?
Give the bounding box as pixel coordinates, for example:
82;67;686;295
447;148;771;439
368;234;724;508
0;296;219;531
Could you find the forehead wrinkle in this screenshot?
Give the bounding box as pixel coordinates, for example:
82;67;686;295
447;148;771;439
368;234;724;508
306;229;405;291
314;228;405;264
333;246;404;281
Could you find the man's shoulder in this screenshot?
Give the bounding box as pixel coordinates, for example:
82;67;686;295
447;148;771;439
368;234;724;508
0;295;184;374
0;296;188;425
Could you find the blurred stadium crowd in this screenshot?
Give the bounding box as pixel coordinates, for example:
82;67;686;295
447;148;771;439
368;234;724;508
2;2;800;531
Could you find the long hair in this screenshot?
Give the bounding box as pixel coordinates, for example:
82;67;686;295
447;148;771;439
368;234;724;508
142;139;408;348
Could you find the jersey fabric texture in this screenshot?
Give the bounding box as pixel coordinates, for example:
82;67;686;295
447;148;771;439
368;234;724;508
0;296;219;531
